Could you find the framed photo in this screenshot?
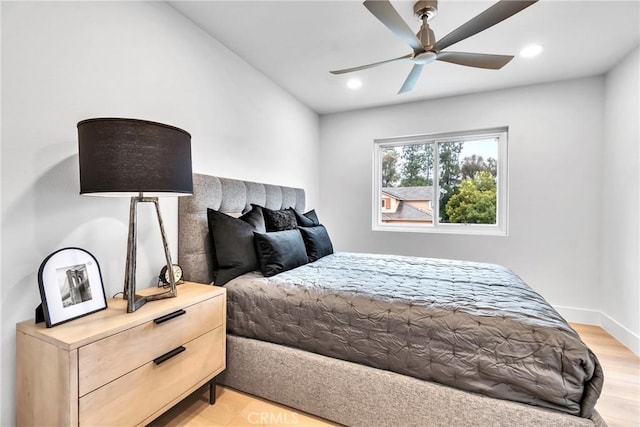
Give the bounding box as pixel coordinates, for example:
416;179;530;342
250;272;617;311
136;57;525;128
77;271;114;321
37;247;107;327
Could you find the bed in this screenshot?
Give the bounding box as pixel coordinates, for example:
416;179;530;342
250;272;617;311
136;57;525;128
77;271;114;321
178;173;605;427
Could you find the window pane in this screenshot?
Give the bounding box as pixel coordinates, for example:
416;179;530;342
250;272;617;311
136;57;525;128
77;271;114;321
380;144;434;224
439;138;498;224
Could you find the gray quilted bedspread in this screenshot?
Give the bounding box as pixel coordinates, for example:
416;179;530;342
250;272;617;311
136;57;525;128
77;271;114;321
226;252;603;418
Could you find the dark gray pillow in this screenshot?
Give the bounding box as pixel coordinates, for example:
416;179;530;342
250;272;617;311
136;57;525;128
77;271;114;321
294;209;320;227
254;229;308;277
298;225;334;262
207;205;265;285
240;204;266;231
261;206;298;232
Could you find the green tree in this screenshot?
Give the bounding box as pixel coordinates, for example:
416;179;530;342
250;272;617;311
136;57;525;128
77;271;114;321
381;149;399;187
438;142;463;222
423;144;434;185
400;144;433;186
486;157;497;177
461;155;497;179
445;171;497;224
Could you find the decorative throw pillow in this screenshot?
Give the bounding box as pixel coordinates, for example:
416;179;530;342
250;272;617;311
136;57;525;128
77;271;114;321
260;206;298;232
240;204;266;231
293;209;320;227
298;225;334;262
207;205;266;285
254;229;308;277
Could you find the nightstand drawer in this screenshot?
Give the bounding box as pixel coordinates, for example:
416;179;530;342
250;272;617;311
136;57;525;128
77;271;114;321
78;293;223;396
79;326;224;426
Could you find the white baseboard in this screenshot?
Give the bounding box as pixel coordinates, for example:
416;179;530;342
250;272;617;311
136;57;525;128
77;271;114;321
599;312;640;356
554;305;602;325
554;305;640;356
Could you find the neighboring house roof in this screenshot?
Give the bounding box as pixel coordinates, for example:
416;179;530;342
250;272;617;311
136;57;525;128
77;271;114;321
382;186;433;201
382;202;433;222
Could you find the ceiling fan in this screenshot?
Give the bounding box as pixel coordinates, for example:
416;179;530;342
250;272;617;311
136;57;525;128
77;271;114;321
330;0;538;94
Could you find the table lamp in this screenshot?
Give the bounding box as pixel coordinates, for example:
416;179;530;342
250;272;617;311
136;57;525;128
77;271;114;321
77;118;193;312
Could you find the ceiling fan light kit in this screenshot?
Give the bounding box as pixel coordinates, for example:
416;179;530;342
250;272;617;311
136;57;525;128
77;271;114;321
330;0;539;94
413;51;438;65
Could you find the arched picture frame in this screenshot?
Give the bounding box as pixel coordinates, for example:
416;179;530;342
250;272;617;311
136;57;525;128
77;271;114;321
37;247;107;327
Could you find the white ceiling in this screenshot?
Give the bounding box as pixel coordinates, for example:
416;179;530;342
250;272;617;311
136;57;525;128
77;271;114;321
169;0;640;114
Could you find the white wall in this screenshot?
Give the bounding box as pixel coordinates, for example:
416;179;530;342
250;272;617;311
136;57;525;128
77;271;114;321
320;77;605;320
0;1;319;424
601;47;640;353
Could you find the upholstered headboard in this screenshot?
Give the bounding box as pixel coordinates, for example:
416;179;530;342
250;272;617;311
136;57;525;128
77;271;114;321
178;173;305;284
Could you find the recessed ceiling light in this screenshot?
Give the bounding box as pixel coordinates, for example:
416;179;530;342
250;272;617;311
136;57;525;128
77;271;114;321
520;44;543;58
347;78;362;90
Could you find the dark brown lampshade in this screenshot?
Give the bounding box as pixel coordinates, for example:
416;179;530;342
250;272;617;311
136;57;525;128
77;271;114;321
77;118;193;197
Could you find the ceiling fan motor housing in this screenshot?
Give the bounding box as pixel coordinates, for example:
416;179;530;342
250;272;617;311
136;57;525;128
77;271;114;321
414;0;438;21
418;25;436;50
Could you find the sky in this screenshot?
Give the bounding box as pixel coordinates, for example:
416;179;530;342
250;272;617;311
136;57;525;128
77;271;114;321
458;138;498;161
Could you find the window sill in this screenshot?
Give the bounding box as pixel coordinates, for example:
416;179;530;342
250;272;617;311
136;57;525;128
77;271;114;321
372;224;508;236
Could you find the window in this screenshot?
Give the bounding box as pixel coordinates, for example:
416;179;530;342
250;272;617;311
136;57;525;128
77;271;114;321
373;127;508;235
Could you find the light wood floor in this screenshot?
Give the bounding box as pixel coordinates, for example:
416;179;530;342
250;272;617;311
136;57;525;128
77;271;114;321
151;324;639;426
571;323;640;427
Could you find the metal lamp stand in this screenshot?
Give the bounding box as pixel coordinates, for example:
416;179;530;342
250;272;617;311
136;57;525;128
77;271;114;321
123;194;177;313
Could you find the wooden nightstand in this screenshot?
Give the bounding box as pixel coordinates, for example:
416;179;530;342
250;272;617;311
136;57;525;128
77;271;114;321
16;282;226;426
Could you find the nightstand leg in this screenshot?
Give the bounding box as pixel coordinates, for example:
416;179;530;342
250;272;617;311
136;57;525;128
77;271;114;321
209;378;216;405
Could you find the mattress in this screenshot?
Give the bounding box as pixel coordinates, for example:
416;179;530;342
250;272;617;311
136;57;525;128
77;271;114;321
225;252;603;418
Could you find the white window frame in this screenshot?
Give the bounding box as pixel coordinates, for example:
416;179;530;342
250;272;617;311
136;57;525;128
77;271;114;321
372;127;509;236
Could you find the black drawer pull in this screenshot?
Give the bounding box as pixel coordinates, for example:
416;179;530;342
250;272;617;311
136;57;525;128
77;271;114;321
154;309;186;325
154;346;185;365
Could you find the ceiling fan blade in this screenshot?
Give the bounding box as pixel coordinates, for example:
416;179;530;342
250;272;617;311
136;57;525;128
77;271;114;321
434;0;538;51
398;64;425;94
364;0;423;51
436;51;513;69
330;53;412;75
